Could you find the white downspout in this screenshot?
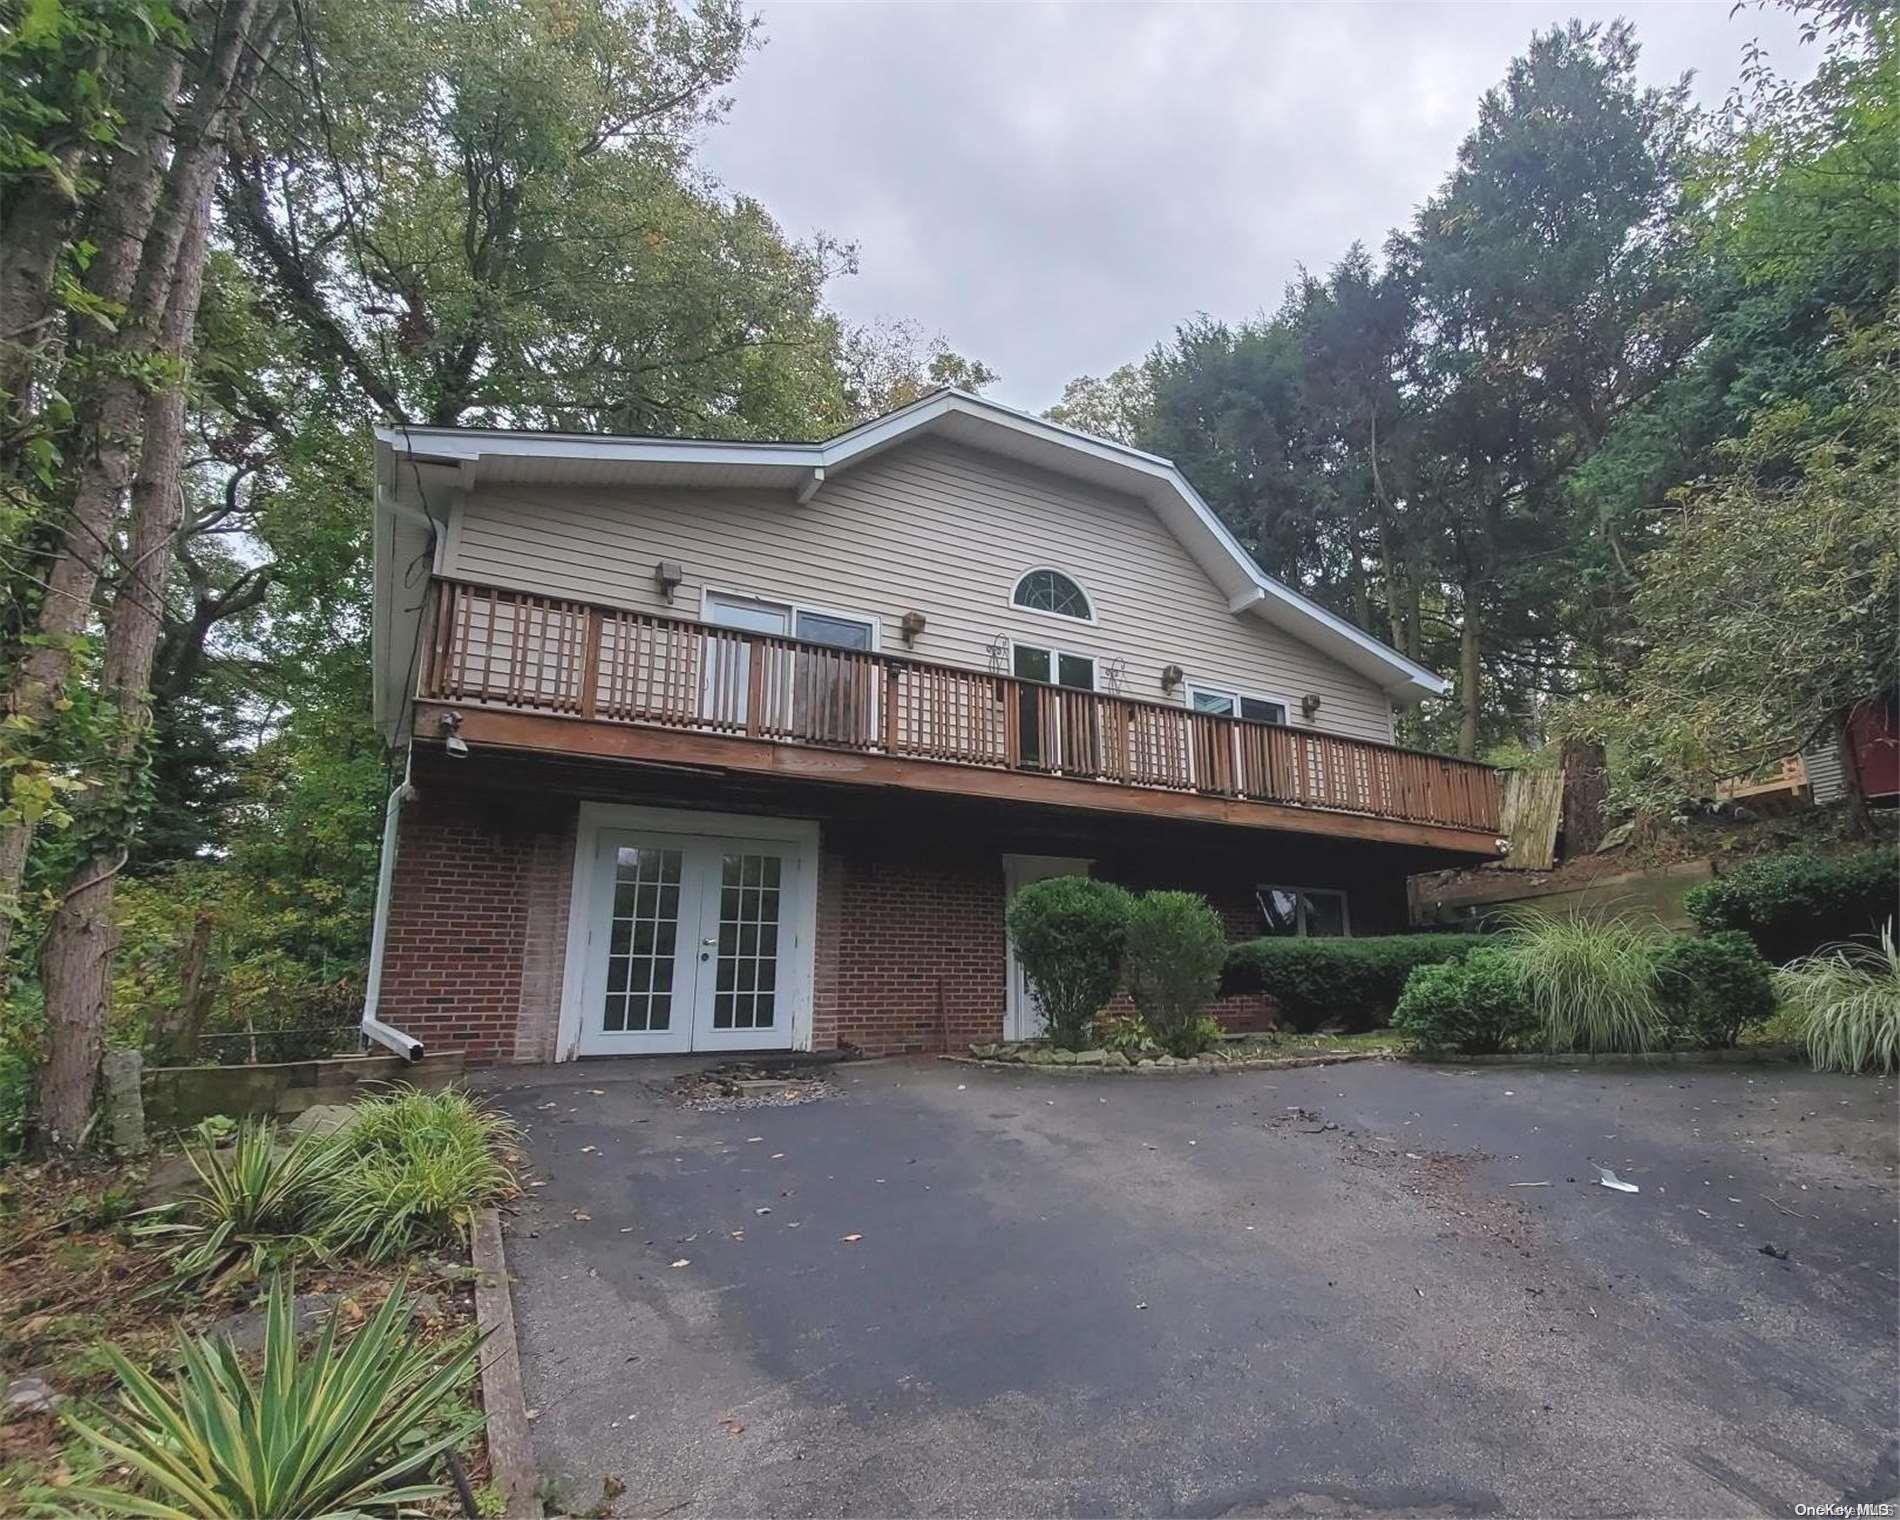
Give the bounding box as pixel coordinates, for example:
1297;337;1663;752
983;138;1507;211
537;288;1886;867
360;749;424;1061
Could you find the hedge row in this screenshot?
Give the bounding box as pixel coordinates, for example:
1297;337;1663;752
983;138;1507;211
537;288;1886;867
1221;934;1491;1032
1684;847;1897;965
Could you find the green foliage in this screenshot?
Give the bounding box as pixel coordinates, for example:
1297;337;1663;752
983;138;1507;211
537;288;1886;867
1004;876;1132;1050
135;1119;343;1289
1683;848;1898;964
1168;1013;1225;1060
1221;934;1491;1033
0;1036;31;1160
318;1088;518;1260
1093;1012;1158;1057
1652;931;1779;1049
1502;911;1672;1053
61;1271;486;1518
1392;948;1538;1055
1776;923;1900;1073
1122;891;1227;1055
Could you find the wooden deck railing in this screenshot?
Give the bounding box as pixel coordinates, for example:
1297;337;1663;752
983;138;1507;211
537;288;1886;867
422;579;1502;836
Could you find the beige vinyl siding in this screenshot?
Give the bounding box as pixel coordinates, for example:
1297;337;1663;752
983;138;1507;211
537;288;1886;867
446;436;1398;743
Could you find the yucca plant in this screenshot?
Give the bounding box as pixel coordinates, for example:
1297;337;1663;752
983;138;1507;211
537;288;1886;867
1500;909;1672;1054
320;1088;517;1260
137;1119;343;1290
1777;923;1900;1074
61;1272;486;1518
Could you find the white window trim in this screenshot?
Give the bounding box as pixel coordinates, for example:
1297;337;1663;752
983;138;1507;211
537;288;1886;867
698;584;881;651
1008;566;1099;626
557;803;821;1061
1255;884;1352;939
1185;683;1296;724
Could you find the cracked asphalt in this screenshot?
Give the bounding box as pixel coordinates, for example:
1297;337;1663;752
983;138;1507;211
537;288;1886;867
481;1057;1899;1518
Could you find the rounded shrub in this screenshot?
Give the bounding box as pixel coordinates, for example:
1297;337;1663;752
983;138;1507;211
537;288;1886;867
1005;876;1133;1050
1221;934;1490;1032
1652;932;1778;1049
1392;947;1537;1055
1124;890;1228;1056
1684;848;1899;965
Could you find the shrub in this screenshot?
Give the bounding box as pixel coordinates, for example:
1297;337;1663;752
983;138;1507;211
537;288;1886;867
1005;876;1133;1050
1123;891;1227;1054
0;1041;31;1161
1221;934;1490;1032
1168;1013;1225;1059
1776;924;1900;1074
1503;911;1671;1053
137;1119;343;1289
320;1088;518;1260
1684;848;1899;965
1392;948;1538;1055
1094;1012;1158;1057
64;1271;485;1518
1652;932;1778;1049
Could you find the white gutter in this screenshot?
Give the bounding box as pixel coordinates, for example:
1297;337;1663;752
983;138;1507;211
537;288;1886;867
360;750;424;1062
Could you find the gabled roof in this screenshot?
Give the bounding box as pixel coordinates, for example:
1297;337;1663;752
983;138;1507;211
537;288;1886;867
372;389;1448;706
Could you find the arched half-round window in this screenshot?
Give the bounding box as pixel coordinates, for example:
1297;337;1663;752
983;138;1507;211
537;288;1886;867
1012;568;1093;621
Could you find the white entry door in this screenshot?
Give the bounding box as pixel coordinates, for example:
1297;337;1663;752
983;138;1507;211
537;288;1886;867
576;829;804;1055
1002;853;1093;1041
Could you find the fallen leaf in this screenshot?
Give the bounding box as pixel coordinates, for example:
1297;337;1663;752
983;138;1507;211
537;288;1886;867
719;1417;746;1436
841;1233;863;1243
603;1476;627;1500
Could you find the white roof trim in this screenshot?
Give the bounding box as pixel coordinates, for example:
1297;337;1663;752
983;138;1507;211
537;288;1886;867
374;391;1449;702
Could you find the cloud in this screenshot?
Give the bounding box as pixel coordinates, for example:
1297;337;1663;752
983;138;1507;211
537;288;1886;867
698;1;1814;411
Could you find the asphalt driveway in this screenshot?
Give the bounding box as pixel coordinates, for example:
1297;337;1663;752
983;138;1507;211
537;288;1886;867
482;1057;1899;1518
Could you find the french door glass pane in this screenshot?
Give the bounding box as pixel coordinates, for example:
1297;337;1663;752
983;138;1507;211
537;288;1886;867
704;593;790;634
1013;645;1051;682
1240;697;1287;725
1056;653;1095;691
1194;690;1236;715
602;847;682;1032
795;610;873;650
712;852;782;1030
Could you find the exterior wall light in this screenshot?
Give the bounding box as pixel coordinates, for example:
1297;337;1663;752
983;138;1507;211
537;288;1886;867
1160;664;1184;693
900;610;927;646
654;560;684;602
1302;693;1323;722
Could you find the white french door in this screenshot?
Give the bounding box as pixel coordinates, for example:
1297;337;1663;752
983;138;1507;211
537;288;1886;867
575;828;805;1055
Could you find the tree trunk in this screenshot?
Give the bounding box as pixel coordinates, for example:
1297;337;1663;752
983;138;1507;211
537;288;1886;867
35;206;214;1150
177;909;217;1061
32;0;288;1146
1836;707;1872;838
1558;737;1608;858
33;855;119;1150
0;47;184;970
1457;584;1482;760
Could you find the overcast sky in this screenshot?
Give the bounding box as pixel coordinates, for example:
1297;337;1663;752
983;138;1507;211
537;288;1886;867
698;1;1815;413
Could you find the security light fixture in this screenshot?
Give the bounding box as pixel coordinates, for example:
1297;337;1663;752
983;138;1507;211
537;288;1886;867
900;610;927;646
1160;664;1184;693
1301;693;1323;721
438;709;469;758
654;560;685;602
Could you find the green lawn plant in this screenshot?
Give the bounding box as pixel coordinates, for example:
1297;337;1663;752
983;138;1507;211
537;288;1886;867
136;1119;343;1290
1501;910;1672;1054
318;1088;518;1260
1392;948;1538;1055
1776;924;1900;1074
61;1271;486;1518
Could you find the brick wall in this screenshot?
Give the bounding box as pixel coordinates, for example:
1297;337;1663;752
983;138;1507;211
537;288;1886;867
378;784;575;1064
814;834;1006;1055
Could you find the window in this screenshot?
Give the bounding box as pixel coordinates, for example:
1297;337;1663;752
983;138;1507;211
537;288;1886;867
1255;886;1350;938
1189;686;1289;725
699;591;877;737
1012;641;1097;770
1012;568;1093;621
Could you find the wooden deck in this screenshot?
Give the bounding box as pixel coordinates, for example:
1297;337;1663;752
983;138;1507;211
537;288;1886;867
417;579;1505;854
